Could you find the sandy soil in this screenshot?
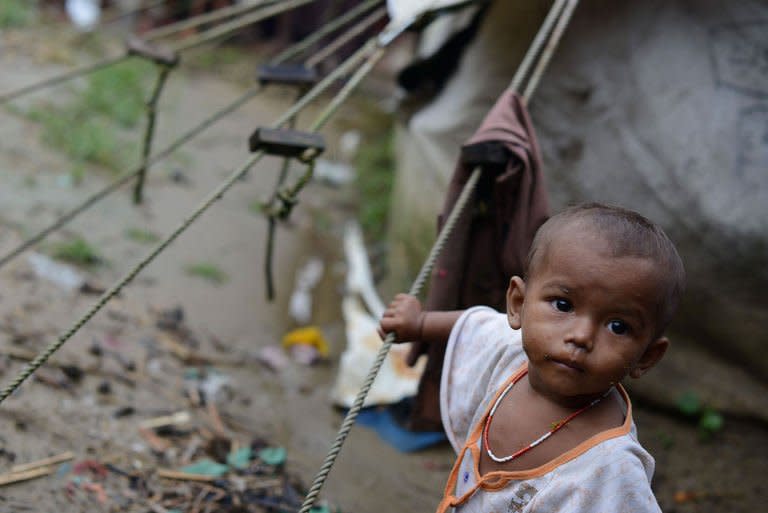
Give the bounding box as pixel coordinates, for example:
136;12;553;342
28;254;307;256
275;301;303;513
0;20;765;513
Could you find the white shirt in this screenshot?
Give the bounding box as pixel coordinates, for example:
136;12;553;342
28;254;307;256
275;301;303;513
436;307;662;513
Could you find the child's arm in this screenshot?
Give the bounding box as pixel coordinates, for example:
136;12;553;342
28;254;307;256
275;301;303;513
378;293;464;345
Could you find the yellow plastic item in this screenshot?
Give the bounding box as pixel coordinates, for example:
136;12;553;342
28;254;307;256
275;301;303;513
281;326;329;357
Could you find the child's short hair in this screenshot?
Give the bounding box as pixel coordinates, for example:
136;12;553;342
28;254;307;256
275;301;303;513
525;202;686;336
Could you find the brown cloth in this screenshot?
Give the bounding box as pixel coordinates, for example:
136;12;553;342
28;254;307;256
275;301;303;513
409;90;550;431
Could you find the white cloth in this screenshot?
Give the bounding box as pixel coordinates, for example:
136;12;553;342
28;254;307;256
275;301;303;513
386;0;475;29
437;307;662;513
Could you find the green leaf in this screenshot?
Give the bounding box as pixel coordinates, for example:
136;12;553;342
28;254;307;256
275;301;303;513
699;409;724;433
676;391;702;416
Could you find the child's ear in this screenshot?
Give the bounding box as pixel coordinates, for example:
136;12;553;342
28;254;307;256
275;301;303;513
629;336;669;378
506;276;526;329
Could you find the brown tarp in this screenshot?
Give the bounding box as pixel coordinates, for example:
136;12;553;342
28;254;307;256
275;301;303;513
409;89;550;431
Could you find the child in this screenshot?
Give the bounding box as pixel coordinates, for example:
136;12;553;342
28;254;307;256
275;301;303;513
379;203;684;512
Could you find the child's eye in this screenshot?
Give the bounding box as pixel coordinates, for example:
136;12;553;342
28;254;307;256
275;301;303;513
551;299;573;312
607;320;629;335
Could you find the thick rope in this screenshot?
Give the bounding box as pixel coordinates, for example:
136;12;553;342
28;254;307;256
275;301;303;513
297;2;581;510
522;0;579;101
297;165;482;513
0;36;380;405
509;0;568;94
0;9;378;271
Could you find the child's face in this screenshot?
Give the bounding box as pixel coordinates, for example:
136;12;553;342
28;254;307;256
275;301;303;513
506;228;669;406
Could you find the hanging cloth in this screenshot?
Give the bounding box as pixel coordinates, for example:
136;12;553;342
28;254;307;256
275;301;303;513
409;89;550;431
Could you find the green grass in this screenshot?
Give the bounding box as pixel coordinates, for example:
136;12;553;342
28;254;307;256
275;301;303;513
27;105;129;170
22;60;152;173
50;237;102;267
0;0;37;28
79;60;154;128
69;165;86;186
125;228;160;244
249;199;266;216
330;96;398;243
353;115;395;243
186;262;228;284
675;390;725;440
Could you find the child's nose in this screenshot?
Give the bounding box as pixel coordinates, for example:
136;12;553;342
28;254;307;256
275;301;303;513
564;316;594;350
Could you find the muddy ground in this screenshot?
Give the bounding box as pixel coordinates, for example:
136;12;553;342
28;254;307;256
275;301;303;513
0;17;766;513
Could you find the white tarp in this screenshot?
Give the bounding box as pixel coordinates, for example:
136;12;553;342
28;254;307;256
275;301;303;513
331;223;425;408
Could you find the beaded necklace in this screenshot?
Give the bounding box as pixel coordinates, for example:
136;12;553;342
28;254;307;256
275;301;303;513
483;370;612;463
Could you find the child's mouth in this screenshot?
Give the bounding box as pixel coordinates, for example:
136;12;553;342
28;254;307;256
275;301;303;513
549;357;584;372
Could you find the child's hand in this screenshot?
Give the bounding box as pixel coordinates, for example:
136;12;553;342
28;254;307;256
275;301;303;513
378;293;425;343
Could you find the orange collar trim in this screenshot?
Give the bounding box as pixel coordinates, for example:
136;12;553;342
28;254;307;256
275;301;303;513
437;364;635;512
469;362;633;482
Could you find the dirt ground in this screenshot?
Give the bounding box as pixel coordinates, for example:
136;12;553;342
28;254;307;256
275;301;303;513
0;17;766;513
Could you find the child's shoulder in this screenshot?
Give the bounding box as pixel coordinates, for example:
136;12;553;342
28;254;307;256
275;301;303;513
446;306;525;375
453;305;521;344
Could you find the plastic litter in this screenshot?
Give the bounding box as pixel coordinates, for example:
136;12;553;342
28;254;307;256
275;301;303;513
179;459;228;478
257;447;286;466
288;258;325;324
281;326;329;358
331;222;424;408
314;159;355;186
255;345;290;371
27;252;85;291
226;447;252;470
65;0;101;31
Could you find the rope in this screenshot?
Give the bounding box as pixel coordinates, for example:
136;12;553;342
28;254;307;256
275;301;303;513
262;41;384;301
0;5;379;271
99;0;168;27
509;0;568;94
297;2;581;511
0;35;381;405
522;0;579;101
169;0;316;53
264;90;302;301
297;161;481;513
305;6;387;68
0;0;314;105
0;55;132;105
269;0;383;64
263;45;386;221
141;0;281;42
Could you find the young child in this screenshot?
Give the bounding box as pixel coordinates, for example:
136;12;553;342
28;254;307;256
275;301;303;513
379;203;685;512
